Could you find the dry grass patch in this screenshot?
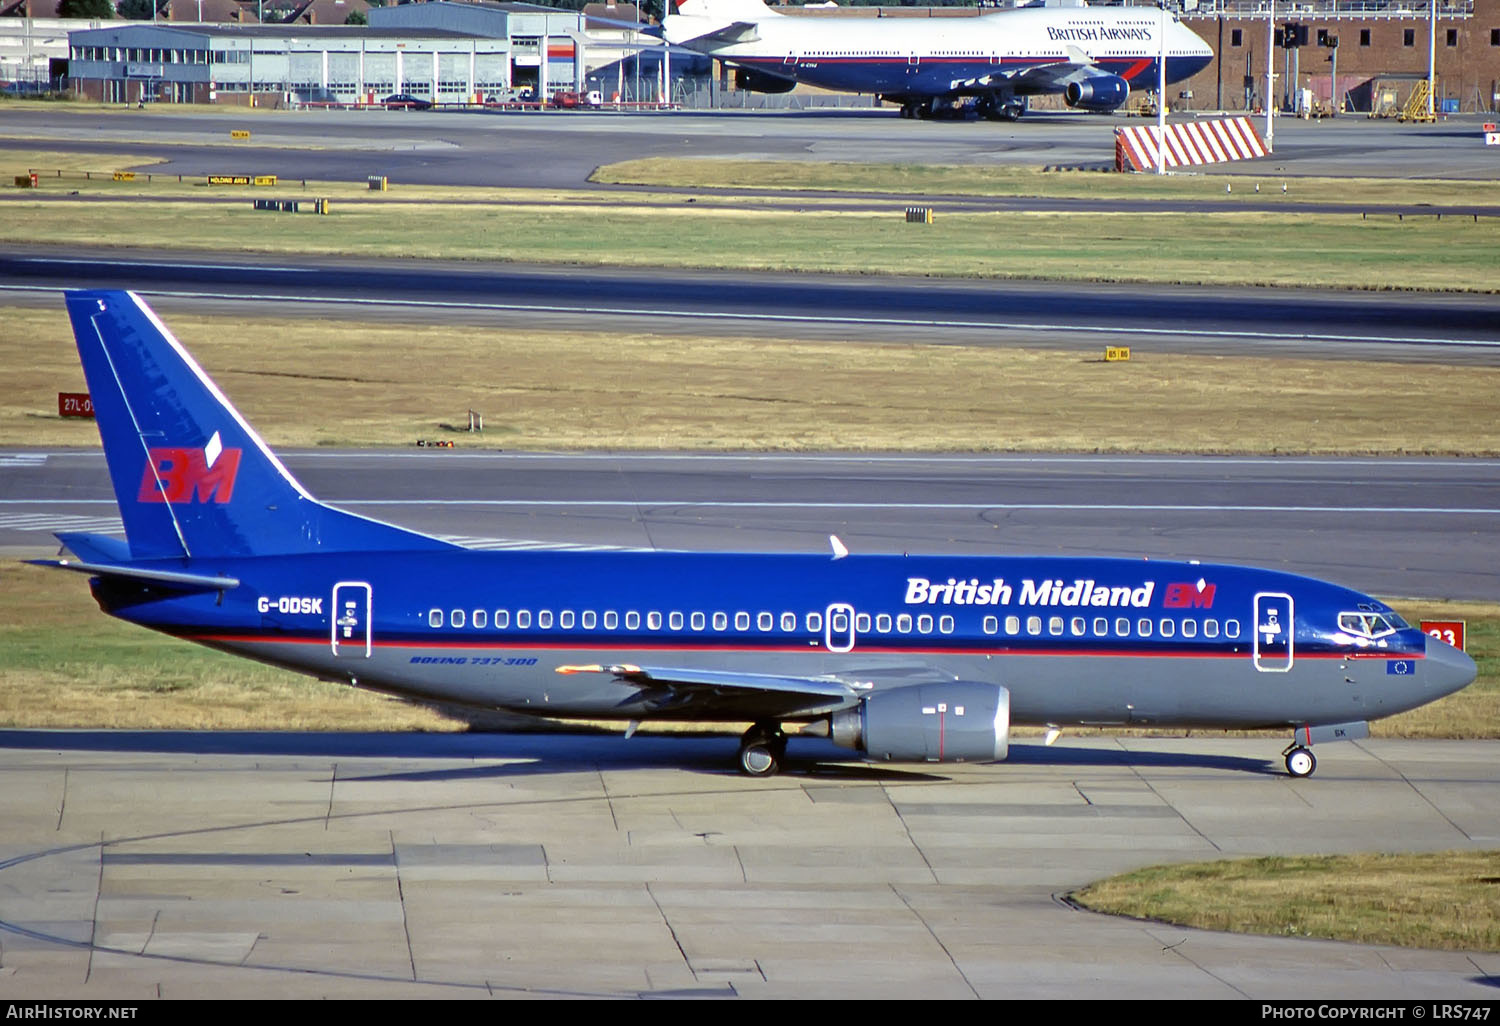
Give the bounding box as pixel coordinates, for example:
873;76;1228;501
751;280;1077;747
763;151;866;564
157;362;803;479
0;563;463;731
1073;850;1500;952
7;304;1500;454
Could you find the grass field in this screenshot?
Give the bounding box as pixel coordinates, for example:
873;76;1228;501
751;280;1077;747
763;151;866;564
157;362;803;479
1072;851;1500;952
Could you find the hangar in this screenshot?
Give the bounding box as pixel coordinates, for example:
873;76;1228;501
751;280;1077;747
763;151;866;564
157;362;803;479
65;2;590;105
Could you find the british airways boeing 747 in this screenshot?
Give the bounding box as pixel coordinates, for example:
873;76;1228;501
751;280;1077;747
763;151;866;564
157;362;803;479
37;291;1475;777
661;0;1214;120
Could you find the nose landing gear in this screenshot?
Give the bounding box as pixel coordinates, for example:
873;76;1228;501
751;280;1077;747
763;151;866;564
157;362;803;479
1283;743;1317;778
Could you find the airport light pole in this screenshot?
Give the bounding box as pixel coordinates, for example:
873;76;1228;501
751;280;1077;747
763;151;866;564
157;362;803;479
1264;0;1274;151
1156;0;1166;175
1427;0;1436;118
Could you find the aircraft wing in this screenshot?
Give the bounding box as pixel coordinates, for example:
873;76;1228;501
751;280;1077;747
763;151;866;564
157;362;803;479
555;662;955;719
994;49;1126;95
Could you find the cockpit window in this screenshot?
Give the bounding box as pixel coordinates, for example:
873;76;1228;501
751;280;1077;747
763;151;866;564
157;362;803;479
1338;612;1398;640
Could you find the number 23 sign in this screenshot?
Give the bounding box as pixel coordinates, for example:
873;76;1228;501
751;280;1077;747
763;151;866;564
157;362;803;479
1420;620;1466;652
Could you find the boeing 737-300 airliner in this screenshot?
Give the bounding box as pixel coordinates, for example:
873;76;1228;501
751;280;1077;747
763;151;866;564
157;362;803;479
36;291;1475;777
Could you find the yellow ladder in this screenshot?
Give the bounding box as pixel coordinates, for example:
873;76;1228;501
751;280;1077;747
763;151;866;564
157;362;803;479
1399;80;1436;122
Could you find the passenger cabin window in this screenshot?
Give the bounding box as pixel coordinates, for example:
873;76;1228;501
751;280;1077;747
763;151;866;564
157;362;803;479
626;612;640;630
983;615;998;635
691;612;705;630
495;610;510;629
517;610;531;629
939;615;954;634
538;610;552;629
917;614;933;634
604;611;618;630
736;612;750;631
429;609;443;628
1181;620;1197;638
783;613;798;632
879;613;894;633
648;611;662;630
473;610;487;629
582;611;596;629
1225;619;1241;639
1159;618;1175;638
666;612;681;630
561;610;575;629
451;609;465;628
713;612;728;630
1203;619;1219;639
897;613;912;633
807;612;823;632
758;612;773;631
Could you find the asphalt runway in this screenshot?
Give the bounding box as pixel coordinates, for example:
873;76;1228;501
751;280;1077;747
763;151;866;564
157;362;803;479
5;450;1499;601
3;250;1499;362
0;730;1496;999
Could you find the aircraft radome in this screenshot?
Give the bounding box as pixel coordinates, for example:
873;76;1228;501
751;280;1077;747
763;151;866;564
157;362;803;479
36;290;1476;778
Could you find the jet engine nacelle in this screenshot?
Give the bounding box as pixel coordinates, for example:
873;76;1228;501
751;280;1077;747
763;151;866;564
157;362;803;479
734;67;797;94
1064;75;1130;112
831;682;1010;763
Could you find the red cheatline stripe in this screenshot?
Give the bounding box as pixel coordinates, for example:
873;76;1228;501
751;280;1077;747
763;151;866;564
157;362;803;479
194;633;1422;661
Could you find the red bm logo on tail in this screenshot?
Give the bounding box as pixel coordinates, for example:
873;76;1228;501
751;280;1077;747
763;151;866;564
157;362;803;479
138;446;242;504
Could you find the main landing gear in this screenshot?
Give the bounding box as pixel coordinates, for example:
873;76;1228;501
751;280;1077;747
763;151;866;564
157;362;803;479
738;722;787;777
1282;743;1317;778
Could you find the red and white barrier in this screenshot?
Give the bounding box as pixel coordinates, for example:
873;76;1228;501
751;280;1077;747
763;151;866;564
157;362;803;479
1115;117;1268;172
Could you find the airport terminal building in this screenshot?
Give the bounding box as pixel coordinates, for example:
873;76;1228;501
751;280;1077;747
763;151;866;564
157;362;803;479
65;2;590;104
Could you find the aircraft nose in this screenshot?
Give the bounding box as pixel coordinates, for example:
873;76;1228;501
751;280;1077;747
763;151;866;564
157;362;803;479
1425;637;1477;699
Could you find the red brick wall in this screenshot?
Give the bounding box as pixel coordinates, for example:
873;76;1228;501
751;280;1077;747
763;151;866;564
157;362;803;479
1182;0;1500;113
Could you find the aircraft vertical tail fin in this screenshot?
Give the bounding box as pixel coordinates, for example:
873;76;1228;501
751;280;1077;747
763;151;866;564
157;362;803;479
674;0;777;19
64;290;456;560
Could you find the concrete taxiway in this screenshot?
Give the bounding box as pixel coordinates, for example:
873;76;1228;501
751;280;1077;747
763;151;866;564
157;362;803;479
4;106;1499;186
0;731;1496;999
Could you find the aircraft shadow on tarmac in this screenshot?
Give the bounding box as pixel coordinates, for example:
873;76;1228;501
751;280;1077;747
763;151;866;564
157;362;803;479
0;730;1275;780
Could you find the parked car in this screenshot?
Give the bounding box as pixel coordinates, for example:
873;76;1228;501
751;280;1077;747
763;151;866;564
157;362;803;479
382;93;432;110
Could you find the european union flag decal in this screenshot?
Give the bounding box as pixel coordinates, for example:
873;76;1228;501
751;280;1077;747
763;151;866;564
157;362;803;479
1387;660;1416;676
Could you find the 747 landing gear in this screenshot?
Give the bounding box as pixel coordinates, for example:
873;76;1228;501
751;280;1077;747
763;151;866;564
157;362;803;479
1282;743;1317;778
738;723;788;777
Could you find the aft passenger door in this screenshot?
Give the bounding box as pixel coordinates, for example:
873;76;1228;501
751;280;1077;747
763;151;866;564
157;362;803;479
332;581;372;658
1253;592;1293;672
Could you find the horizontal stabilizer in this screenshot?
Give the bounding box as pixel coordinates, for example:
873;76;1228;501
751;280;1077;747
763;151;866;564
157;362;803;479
54;531;132;565
662;16;761;48
28;558;240;592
